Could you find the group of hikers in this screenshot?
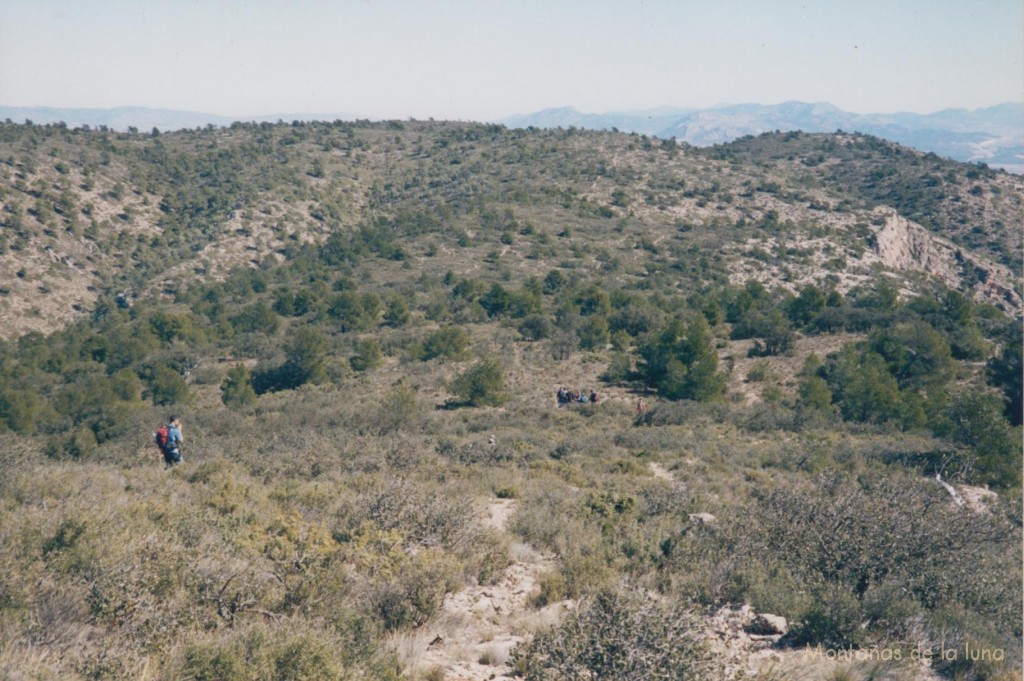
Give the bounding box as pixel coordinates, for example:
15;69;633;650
557;387;599;406
554;388;651;414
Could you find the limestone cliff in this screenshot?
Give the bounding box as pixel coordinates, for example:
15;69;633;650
872;209;1022;317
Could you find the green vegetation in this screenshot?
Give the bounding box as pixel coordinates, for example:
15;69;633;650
449;358;507;407
0;119;1020;680
636;316;725;400
512;587;714;679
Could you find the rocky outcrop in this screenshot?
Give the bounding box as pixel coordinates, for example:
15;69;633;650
873;212;953;277
747;613;789;636
871;210;1022;317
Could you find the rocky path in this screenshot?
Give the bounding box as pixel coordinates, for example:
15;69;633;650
648;461;675;481
395;467;957;680
393;499;569;681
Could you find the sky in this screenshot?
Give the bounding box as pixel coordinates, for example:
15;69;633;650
0;0;1021;121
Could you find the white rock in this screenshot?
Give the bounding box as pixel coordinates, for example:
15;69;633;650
748;613;788;636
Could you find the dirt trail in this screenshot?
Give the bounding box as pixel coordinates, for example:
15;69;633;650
393;499;569;680
648;461;675;481
396;481;949;680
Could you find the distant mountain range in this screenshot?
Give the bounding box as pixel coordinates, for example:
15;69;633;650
1;101;1020;172
501;102;1024;173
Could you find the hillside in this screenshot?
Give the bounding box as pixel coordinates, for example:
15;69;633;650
0;121;1020;339
0;120;1021;680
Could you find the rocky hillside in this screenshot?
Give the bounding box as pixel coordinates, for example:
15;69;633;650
0;122;1020;339
0;120;1020;680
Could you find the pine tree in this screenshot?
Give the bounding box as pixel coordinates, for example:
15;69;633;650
221;364;257;408
637;316;724;401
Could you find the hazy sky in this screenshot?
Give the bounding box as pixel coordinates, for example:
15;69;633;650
1;0;1021;120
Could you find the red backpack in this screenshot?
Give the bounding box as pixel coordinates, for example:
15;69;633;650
154;425;169;451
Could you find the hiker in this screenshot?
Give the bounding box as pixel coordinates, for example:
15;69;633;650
636;398;647;415
556;387;567;407
589;390;598;404
578;390;588;403
155;415;184;467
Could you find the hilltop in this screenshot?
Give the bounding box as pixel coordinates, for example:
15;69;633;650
3;100;1021;171
502;102;1024;172
0;120;1020;680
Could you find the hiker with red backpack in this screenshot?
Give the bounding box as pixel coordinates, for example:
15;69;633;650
154;415;184;467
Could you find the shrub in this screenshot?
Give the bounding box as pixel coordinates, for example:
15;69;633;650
479;283;511;317
350;338;383;372
178;623;350;681
609;303;660;337
421;326;470;361
371;551;461;631
796;374;833;414
511;586;716;680
221;364;257;408
472;531;512;585
449;359;507;407
230;301;280;335
740;402;799;432
383;293;411;327
328;290;380;331
690;472;1021;660
542;269;566;294
600;352;632;383
745;360;771;382
787;284;827;326
934;391;1022;488
0;387;50;434
358;477;475;550
252;329;330;395
635;399;729;427
144;363;190;406
549;329;578;360
518;313;553;341
741;309;796;356
354;386;423;437
577;315;610;350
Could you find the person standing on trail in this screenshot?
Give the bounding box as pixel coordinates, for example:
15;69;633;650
636;398;647;415
161;415;184;467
